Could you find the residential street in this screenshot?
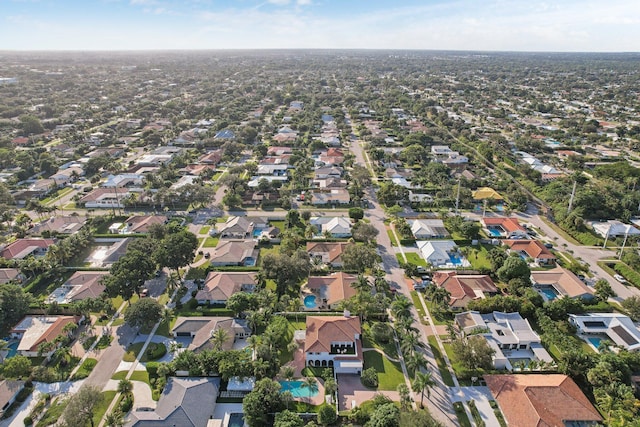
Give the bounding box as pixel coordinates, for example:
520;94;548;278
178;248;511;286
351;138;458;426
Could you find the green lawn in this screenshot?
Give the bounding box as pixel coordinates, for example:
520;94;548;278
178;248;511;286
424;300;453;326
427;336;454;387
279;319;306;364
123;343;143;362
453;402;472;427
361;322;399;359
203;236;220;248
72;358;97;379
404;252;427;267
36;398;68;427
387;228;398;247
442;342;470;385
363;350;405;390
468;245;493;270
92;390;117;427
199;225;211;235
259;244;281;262
409;291;428;325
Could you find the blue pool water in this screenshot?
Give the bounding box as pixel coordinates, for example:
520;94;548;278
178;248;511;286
539;287;558;301
304;295;317;309
228;413;245;427
495;204;505;212
279;380;319;398
2;341;18;358
448;253;463;266
488;228;502;237
587;337;602;349
252;229;262;238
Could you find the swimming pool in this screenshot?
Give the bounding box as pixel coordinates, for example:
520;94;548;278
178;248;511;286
227;413;245;427
587;337;603;349
278;380;319;398
488;228;502;237
304;295;317;309
448;253;463;266
2;341;18;359
539;287;558;301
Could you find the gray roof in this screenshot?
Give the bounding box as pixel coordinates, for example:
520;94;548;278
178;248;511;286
127;377;220;427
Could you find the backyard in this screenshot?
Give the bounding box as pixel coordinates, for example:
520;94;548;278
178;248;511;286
362;350;405;390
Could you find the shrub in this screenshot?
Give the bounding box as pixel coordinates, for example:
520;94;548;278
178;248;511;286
317;404;338;425
361;367;379;388
371;322;393;344
146;362;159;377
23;416;32;426
144;343;167;361
120;396;133;413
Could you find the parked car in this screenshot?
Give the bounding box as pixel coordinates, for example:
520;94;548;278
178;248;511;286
543;242;553;249
413;282;426;291
416;266;427;273
614;274;627;283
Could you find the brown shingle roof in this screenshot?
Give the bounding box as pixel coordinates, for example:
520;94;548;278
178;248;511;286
195;271;257;302
306;242;351;264
485;374;602;427
530;267;593;299
1;238;55;260
432;271;498;308
306;272;358;306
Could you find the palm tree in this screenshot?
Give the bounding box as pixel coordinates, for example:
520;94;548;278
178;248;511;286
400;330;425;355
397;383;412;410
412;371;436;408
117;379;133;396
105;411;125;427
247;335;260;359
280;365;295;382
324;378;338;403
301;377;318;405
210;328;230;351
391;295;412;320
405;352;428;377
351;274;371;293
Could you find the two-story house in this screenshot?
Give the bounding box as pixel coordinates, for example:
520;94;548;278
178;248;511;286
305;315;363;374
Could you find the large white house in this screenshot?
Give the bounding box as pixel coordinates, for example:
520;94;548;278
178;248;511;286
304;315;363;374
417;240;470;268
569;313;640;352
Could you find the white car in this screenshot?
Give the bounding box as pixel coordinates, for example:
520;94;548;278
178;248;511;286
614;274;626;283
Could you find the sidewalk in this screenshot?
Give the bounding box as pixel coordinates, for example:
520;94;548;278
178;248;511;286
455;386;502;427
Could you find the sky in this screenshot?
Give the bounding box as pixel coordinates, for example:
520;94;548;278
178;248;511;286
1;0;640;52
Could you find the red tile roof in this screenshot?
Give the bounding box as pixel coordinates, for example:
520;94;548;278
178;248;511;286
305;316;361;356
483;217;526;234
504;240;555;259
485;374;602;427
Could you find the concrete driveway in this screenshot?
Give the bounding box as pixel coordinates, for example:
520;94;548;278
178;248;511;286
336;374;400;411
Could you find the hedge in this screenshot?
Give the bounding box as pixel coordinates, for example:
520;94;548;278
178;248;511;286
614;263;640;289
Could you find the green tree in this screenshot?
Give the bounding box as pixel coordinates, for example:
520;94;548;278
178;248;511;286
497;256;531;283
261;250;310;296
594;278;616;301
621;296;640;321
104;248;156;301
397;384;412;410
361;367;379;388
117;379;133;396
460;221;481;240
1;355;32;378
348;207;364;221
352;222;380;244
367;402;400;427
210;327;230;351
412;371;436;408
124;298;163;329
377;183;409;207
154;230;198;281
243;378;285;427
342;244;380;273
20;115;44;134
61;385;103;427
451;336;495;372
317;404;338;426
0;283;31;336
274;410;304;427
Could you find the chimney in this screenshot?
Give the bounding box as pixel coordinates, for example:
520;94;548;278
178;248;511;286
343;310;350;318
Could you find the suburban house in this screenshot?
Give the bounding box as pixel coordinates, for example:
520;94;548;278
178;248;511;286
504;239;556;265
120;215;168;234
10;316;79;357
78;188;137;209
0;380;25;418
0;268;23;285
569;313;640;352
310;189;351;206
195;272;257;305
171;317;251;353
484;374;602;427
482;217;528;239
417;240;470;268
1;238;55;260
305;315;363;374
29;216;87;236
216;216;256;239
455;311;553;370
432;271;499;310
126;377;220;427
306;242;351;268
409;219;450;239
47;271;108;304
310;217;352;238
314;166;343;180
530;267;594;301
591;220;640;238
209;240;258;267
87;238;132;267
472;187;503;202
102;173;145;188
304;273;358;310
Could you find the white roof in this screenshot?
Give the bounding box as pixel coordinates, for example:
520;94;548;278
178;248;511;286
570;313;640;351
592;220;640;237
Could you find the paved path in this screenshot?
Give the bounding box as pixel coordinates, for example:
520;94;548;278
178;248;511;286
350;137;458;426
455;386;501;427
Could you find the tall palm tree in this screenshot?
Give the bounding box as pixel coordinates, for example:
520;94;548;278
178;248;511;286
117;379;133;396
105;411;125;427
352;274;371;293
210;328;230;351
391;295;412;321
280;365;295;382
301;377;318;405
412;371;436;408
405;352;428;377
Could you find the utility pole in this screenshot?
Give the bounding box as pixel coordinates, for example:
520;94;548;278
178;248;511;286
619;229;630;259
567;180;577;214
